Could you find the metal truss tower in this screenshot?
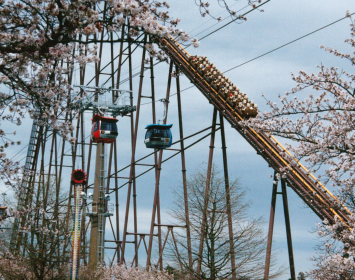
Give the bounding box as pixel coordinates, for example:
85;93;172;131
12;5;352;280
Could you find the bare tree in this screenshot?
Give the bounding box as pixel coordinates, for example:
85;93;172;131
167;165;282;280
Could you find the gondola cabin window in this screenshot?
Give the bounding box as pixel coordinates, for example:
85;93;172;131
101;122;118;133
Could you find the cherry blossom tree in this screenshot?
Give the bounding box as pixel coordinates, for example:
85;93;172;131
0;183;72;280
0;260;175;279
0;0;198;188
0;0;268;189
244;12;355;278
0;0;269;277
79;264;174;280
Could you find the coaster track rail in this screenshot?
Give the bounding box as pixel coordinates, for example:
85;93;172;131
156;36;352;226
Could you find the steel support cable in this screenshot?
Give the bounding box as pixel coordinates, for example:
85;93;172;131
13;35;142;175
188;3;249;38
111;2;267;104
39;111;208;173
223;12;355;73
139;11;355;108
196;0;271;43
107;127;221;194
44;126;218;211
78;31;145;87
133;23;355;224
101;36;146;87
15;6;353;226
9;144;29;161
165;37;349;217
0;2;267;164
85;125;217;188
160;35;352;224
17;11;355;218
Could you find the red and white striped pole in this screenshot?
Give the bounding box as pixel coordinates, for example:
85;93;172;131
70;169;86;280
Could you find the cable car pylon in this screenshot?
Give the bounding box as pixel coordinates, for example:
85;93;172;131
75;85;136;267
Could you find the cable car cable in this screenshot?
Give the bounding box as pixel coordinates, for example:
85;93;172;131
10;4;352;170
188;3;249;38
194;0;271;43
223;11;355;74
114;2;265;88
84;125;216;189
48;125;218;202
14;4;349;170
140;11;355;108
97;1;266;109
108;126;221;194
4;1;268;166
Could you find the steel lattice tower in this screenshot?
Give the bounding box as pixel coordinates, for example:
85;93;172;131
11;6;352;280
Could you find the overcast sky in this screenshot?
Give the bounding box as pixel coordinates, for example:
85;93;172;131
153;0;355;277
2;0;355;278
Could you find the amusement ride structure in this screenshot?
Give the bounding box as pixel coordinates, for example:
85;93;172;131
9;5;353;280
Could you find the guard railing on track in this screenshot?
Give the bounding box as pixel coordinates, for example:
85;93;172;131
155;35;352;226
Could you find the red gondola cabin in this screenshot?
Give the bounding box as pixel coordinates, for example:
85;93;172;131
91;115;118;143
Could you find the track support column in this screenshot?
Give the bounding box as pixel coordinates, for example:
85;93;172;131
176;65;193;274
264;174;296;280
196;108;218;275
281;179;296;280
219;113;236;280
264;171;278;279
146;61;174;270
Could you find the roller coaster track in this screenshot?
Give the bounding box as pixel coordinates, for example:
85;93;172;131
156;36;352;226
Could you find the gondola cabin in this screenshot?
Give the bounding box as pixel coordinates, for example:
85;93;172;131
144;124;172;149
91;115;118;143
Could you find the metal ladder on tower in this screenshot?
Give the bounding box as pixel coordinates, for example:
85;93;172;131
21;119;40;192
10;119;40;250
97;147;106;263
88;142;106;265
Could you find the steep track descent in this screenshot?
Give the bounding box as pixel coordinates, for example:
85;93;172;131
156;36;352;226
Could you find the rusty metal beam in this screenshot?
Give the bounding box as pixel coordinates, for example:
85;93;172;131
197;108;218;275
264;171;278;280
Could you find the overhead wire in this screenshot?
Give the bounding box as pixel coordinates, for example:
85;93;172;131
7;3;249;187
187;3;248;38
11;6;352;166
117;4;249;88
142;11;355;106
9;144;29;162
197;0;270;42
103;4;239;86
223;12;355;73
139;2;269;106
76;1;270;109
186;3;236;34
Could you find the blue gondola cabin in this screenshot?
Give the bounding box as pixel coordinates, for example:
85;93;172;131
91;115;118;144
144;124;173;149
